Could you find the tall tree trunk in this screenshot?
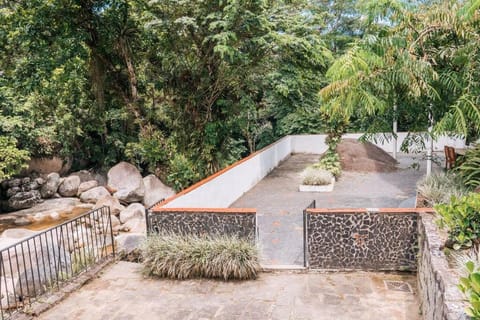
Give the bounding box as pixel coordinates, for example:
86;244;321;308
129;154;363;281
118;36;138;101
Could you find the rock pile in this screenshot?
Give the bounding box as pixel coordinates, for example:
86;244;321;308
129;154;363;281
0;161;176;303
1;161;175;255
1;177;45;211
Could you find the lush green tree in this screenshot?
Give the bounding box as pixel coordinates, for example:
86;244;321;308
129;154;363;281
9;0;480;190
143;0;333;180
0;0;146;168
321;0;480;147
264;1;332;141
143;0;274;177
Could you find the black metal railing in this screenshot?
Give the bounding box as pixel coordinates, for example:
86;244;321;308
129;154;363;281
303;200;316;268
145;199;164;235
0;206;115;319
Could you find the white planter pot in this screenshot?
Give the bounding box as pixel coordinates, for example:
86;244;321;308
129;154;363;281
299;178;335;192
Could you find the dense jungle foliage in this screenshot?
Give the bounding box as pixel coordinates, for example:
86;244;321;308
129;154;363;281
1;0;479;189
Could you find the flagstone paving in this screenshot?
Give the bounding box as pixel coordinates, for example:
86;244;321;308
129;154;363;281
38;261;421;320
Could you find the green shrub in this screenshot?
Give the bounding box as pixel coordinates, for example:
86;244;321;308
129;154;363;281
301;167;333;185
313;151;342;178
166;154;201;191
459;145;480;189
459;261;480;318
436;193;480;250
417;172;469;206
141;234;261;280
125;125;169;173
0;136;30;180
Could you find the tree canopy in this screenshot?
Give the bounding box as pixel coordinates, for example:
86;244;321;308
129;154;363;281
1;0;479;186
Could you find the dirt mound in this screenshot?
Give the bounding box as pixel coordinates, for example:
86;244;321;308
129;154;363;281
337;139;398;172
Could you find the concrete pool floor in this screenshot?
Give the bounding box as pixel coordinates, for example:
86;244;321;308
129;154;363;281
230;153;442;266
38;261;421;320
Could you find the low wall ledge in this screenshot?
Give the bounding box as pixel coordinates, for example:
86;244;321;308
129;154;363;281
151;207;256;214
306;208;434;214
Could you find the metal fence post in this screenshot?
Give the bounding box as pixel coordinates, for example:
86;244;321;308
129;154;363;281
303;200;316;268
145;207;150;236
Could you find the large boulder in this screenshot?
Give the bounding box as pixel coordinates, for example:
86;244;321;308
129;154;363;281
70;170;107;186
24;156;71;175
6;187;21;198
79;186;110;204
77;180;98;196
115;233;146;257
93;195;125;216
40;172;61;198
7;178;22;188
110;215;121;228
119;203;145;224
8;190;42;210
58;175;81;197
107;162;145;203
122;218;146;234
23;180;40;192
1;228;38;239
12;198;82;216
142;174;175;208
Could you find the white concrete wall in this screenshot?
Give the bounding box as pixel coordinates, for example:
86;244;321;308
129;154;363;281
164;136;292;208
432;135;466;151
292;133;465;153
291;134;328;154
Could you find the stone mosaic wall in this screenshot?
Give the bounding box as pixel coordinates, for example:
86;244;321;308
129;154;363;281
417;213;468;320
306;210;417;270
147;210;256;240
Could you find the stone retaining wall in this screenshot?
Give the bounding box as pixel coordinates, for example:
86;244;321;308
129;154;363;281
147;208;256;240
305;209;418;270
418;213;468;320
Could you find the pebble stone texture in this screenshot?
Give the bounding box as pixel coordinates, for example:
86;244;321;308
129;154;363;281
306;210;418;270
418;213;469;320
148;211;256;240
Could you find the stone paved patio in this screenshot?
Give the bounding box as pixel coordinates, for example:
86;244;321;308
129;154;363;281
231;153;441;266
38;261;421;320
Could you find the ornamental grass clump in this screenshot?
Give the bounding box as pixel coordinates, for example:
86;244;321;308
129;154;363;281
417;171;469;206
141;234;260;280
301;167;333;186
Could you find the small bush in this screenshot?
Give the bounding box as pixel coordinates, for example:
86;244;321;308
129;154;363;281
166;154;201;191
125;125;169;173
459;261;480;318
0;136;30;180
301;167;333;186
141;234;260;280
436;193;480;250
313;151;342;178
417;172;469;206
